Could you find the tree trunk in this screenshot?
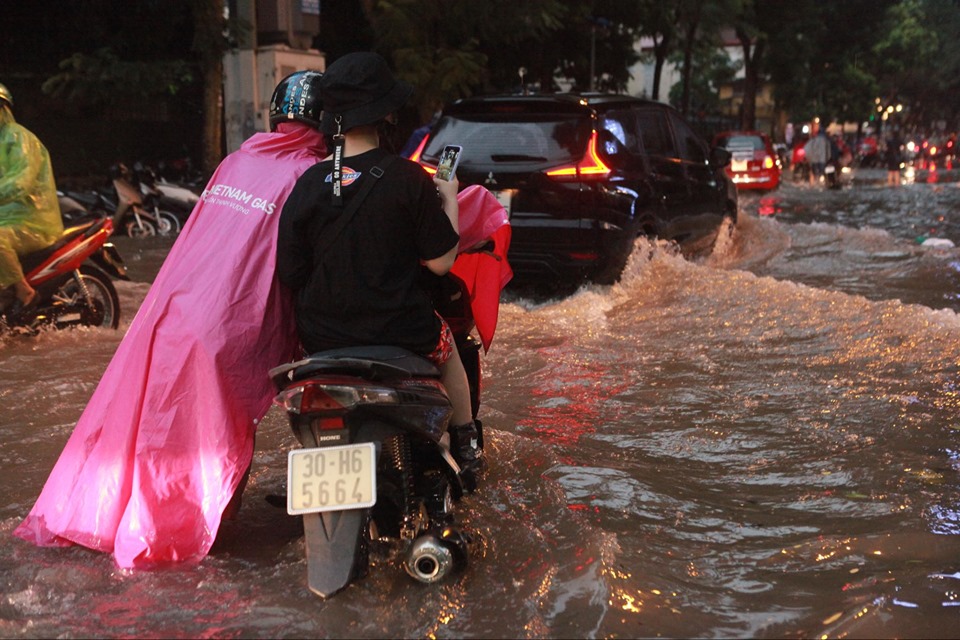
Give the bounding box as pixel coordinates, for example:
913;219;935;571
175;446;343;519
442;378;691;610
680;20;698;116
651;34;670;101
738;28;764;131
191;0;227;177
201;61;224;175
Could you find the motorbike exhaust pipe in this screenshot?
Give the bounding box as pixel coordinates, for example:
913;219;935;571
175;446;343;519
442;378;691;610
404;534;454;583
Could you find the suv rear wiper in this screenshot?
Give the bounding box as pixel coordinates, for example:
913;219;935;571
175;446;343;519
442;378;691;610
490;154;548;162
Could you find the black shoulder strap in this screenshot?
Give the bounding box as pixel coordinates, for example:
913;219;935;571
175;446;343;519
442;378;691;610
316;154;396;257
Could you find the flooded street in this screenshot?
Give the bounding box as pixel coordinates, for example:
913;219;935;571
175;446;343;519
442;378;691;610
2;168;960;638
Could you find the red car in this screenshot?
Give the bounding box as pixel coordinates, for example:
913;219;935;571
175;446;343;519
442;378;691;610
713;130;782;191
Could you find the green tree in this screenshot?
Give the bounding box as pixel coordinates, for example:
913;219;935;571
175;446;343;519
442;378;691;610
12;0;230;174
664;0;738;117
667;34;739;118
871;0;953;129
760;0;892;129
362;0;568;122
920;0;960;126
634;0;680;101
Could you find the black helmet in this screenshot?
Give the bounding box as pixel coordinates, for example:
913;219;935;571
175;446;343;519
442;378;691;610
269;70;323;131
0;83;12;110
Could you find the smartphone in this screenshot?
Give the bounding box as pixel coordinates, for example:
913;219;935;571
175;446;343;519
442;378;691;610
435;145;462;181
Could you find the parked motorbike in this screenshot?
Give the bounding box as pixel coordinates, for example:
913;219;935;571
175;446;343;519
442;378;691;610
269;261;492;598
1;217;129;332
109;163;181;238
57;188;116;225
132;162;199;225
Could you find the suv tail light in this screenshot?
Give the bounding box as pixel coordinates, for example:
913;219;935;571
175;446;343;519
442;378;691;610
545;131;611;182
409;136;436;174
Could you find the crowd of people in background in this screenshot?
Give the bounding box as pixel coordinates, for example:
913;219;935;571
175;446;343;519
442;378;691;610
781;117;957;188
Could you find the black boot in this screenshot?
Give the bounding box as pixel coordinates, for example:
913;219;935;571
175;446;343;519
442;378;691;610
448;420;486;482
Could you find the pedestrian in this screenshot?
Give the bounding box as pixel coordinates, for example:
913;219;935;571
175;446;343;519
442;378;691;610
885;133;902;186
277;52;484;481
804;119;830;186
0;83;63;315
14;71;327;568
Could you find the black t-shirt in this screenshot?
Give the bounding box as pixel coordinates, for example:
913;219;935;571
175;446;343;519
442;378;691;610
277;148;459;354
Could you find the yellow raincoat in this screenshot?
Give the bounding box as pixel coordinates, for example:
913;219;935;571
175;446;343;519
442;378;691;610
0;106;63;287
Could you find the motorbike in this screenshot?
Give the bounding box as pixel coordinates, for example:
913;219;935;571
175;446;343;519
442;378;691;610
57;165;180;239
108;163;181;238
132;162;199;226
1;217;129;332
791;140;810;182
268;256;493;599
823;159;840;188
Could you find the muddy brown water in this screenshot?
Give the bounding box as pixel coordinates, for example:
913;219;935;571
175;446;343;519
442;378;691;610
2;170;960;638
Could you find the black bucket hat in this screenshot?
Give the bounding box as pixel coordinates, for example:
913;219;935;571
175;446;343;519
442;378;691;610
318;52;413;136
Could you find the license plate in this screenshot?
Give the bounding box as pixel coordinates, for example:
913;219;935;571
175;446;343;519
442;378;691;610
287;443;377;515
731;159;748;172
492;189;515;216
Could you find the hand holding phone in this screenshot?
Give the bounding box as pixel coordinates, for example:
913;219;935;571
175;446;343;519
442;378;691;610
435;145;462;181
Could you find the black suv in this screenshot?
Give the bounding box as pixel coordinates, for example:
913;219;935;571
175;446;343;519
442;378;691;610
412;94;737;284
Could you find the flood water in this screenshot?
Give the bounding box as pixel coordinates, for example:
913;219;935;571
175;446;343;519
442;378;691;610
2;168;960;638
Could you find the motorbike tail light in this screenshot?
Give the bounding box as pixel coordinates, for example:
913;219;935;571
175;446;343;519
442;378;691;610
316;416;345;431
276;383;400;415
545;131;611;182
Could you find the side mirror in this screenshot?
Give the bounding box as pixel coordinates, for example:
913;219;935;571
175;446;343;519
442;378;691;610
710;146;732;167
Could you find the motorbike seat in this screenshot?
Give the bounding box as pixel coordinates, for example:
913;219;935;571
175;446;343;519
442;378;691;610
276;345;441;385
19;219;106;273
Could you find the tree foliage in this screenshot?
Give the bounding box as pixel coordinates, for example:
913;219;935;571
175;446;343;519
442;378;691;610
41;49;194;105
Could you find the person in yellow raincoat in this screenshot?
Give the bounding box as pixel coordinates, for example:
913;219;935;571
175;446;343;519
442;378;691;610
0;82;63;311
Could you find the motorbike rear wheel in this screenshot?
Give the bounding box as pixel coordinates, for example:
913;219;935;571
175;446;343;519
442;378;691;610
51;265;121;330
156;211;181;236
125;217;157;238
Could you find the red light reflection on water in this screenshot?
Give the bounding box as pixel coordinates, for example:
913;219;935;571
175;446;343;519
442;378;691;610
515;358;630;448
758;196;782;217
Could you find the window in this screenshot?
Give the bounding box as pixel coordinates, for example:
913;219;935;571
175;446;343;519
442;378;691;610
600;110;642;155
717;135;765;151
635;108;677;158
598;109;648;170
425;113;591;165
670;113;708;164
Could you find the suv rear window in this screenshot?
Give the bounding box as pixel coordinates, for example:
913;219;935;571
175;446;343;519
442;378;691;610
423;113;592;166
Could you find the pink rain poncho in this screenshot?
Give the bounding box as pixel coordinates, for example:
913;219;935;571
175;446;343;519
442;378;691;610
14;138;511;569
14;123;326;568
